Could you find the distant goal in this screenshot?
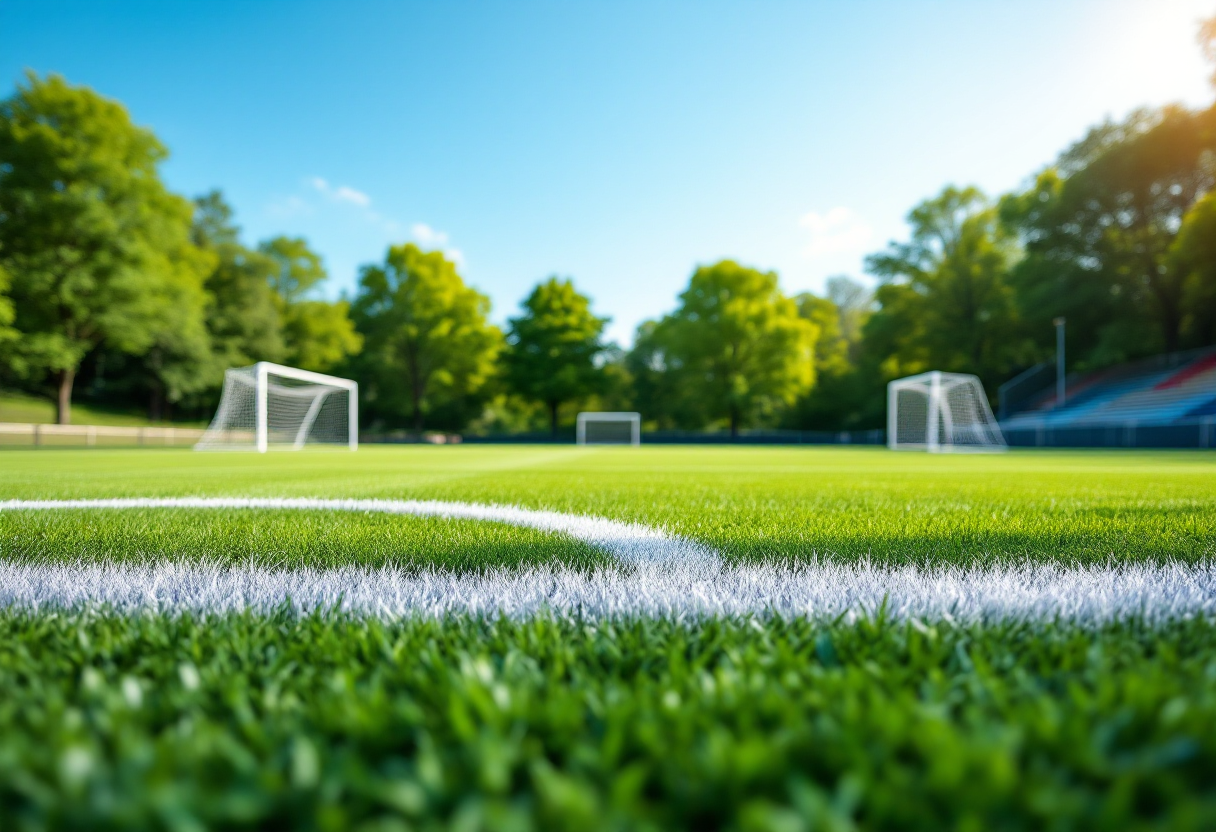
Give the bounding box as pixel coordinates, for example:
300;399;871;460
576;412;641;446
887;371;1005;452
196;362;357;452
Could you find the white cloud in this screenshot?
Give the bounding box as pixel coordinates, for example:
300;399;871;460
309;177;371;208
334;186;371;207
798;207;872;258
410;222;449;247
410;223;464;265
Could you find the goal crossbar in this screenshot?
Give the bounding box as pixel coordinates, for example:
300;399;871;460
576;411;641;446
196;361;358;453
887;371;1005;453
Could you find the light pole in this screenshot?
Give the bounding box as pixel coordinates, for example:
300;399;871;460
1053;317;1066;407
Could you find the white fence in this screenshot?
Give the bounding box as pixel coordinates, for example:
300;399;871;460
0;422;206;448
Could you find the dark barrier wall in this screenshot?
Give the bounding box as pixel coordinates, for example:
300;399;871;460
372;423;1216;448
1003;420;1216;449
457;429;887;446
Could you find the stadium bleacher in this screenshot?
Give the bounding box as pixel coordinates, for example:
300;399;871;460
999;349;1216;446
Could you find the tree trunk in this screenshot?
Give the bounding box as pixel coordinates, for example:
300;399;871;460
549;401;559;440
148;383;164;423
56;368;75;426
408;349;425;432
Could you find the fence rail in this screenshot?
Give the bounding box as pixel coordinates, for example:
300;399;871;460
0;422;206;447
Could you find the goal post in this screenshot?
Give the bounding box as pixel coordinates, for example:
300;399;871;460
887;371;1005;452
196;362;358;452
576;412;641;446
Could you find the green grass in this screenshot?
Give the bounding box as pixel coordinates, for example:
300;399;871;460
0;391;207;428
2;611;1214;831
2;445;1215;829
3;445;1215;567
0;509;605;571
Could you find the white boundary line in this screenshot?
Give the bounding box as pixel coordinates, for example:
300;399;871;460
1;497;1214;624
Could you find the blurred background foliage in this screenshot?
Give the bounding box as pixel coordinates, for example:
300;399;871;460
5;17;1216;433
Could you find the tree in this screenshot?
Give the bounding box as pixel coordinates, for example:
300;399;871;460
1001;106;1216;364
259;235;361;372
191;192;286;372
504;277;609;437
1168;190;1216;347
352;244;500;431
867;185;1022;388
0;73;211;424
260;236;326;303
795;293;848;375
645;261;817;437
280;300;363;373
0;263;18;372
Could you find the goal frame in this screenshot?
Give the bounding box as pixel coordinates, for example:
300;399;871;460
199;361;358;453
576;411;641;446
887;370;1005;453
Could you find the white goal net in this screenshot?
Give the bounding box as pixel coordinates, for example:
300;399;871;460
577;412;640;446
195;362;358;452
887;371;1005;452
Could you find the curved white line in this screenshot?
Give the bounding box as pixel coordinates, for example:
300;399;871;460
1;498;1214;624
0;497;718;567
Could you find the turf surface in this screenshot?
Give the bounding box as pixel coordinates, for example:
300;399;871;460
1;446;1214;830
3;445;1215;567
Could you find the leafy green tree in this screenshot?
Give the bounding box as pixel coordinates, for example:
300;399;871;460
625;320;689;431
795;293;849;375
280;300;363;373
1168;190;1216;347
782;276;879;431
504;277;609;437
0;263;19;379
260;236;326;303
645;261;817;437
1001;106;1214;364
0;72;210;424
191;192;286;371
352;244;500;431
259;235;361;372
867;185;1023;388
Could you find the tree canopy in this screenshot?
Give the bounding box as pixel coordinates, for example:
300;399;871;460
504;278;609;436
643;261;817;436
866;186;1023;388
352;244;501;431
0;72;211;424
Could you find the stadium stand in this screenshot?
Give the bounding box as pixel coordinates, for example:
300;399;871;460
999;348;1216;448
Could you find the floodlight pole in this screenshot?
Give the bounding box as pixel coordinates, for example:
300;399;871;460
1053;317;1066;407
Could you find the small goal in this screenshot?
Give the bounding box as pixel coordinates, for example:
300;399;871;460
195;362;357;452
887;371;1005;452
576;412;640;446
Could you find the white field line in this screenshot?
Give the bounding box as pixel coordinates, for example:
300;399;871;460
0;497;1213;624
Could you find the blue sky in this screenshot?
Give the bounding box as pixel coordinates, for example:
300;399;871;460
2;0;1213;344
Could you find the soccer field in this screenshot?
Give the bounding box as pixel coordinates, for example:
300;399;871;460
2;446;1215;829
